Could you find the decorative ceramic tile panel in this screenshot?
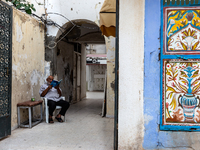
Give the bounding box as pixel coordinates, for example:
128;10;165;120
163;59;200;126
163;7;200;54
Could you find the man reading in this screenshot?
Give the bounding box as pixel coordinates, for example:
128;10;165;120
39;75;70;123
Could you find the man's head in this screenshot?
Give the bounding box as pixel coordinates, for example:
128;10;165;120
46;75;54;84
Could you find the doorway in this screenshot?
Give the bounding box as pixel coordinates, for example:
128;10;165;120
54;19;114;147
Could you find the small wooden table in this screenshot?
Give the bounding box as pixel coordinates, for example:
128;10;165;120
17;100;43;128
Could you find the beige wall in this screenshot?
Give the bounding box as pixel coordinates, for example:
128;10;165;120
11;9;45;129
106;37;115;117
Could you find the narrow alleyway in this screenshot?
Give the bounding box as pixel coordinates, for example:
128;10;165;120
0;92;114;150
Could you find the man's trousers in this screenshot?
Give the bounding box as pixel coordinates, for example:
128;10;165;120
47;100;70;116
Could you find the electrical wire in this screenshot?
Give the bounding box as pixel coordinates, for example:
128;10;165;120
46;12;100;30
31;13;66;33
46;25;76;49
46;12;77;27
32;12;100;32
31;12;100;49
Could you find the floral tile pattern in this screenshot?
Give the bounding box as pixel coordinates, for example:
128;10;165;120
163;59;200;125
164;7;200;54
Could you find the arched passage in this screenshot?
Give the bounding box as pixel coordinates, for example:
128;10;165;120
55;19;106;104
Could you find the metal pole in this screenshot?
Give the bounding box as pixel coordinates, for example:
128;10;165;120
114;0;119;149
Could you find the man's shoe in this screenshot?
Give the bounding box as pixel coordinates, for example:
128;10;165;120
49;118;54;123
55;116;63;123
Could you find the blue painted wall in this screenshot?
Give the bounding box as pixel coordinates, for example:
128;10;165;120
143;0;200;149
143;0;160;148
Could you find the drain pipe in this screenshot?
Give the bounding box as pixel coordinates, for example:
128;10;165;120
114;0;119;149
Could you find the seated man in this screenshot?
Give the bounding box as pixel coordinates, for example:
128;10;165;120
39;75;70;123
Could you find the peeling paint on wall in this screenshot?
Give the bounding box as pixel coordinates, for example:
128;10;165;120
30;70;43;96
11;9;45;129
12;64;18;71
144;114;153;125
16;22;23;42
30;69;43;85
110;80;115;91
107;49;115;60
95;2;103;25
106;37;115;60
57;41;74;103
105;37;115;117
44;61;51;79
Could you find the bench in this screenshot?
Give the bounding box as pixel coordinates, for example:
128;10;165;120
17;100;43;128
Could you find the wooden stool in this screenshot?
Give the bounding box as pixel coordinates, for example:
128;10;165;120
17;100;43;128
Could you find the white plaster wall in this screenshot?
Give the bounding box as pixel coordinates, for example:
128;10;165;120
86;65;106;91
87;65;94;91
87;44;106;54
93;65;106;91
12;8;45;129
95;44;106;54
118;0;145;149
44;0;105;36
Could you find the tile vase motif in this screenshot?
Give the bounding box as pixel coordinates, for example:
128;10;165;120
163;60;200;126
179;94;198;123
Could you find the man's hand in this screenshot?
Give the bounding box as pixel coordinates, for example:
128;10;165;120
55;85;61;97
48;85;53;89
41;85;53;97
54;84;59;89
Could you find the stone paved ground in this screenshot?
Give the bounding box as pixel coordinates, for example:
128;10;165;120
0;92;114;150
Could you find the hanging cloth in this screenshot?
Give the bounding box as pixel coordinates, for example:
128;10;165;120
99;0;116;37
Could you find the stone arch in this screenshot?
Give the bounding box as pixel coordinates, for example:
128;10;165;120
54;19;105;103
56;19;105;44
